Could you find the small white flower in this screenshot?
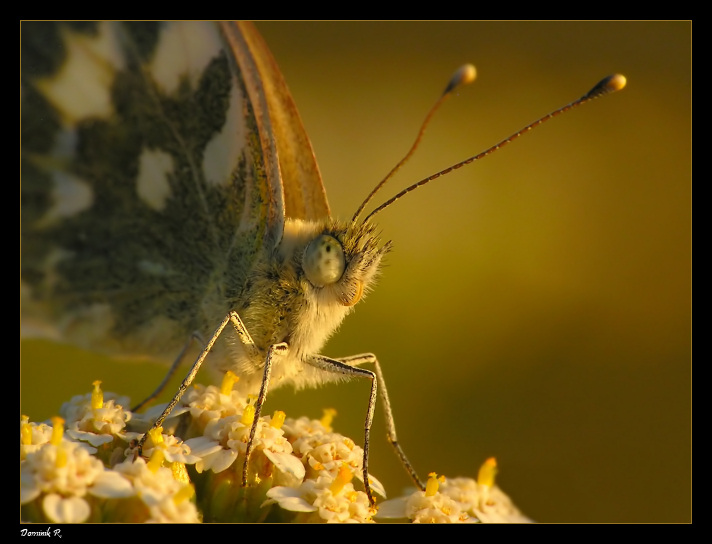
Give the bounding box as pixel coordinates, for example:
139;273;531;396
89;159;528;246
264;465;375;523
57;382;132;451
282;414;385;499
184;405;294;478
60;382;131;435
376;488;473;523
21;419;135;523
112;457;200;523
21;440;106;502
376;472;471;523
286;416;361;476
182;374;249;430
20;415;54;459
377;462;530;524
440;477;531;523
406;489;471;523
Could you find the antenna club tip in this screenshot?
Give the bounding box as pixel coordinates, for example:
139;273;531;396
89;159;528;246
584;73;628;100
443;64;477;95
458;63;477;85
608;73;627;92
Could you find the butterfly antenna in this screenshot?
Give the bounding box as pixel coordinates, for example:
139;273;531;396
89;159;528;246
352;64;477;224
363;73;627;224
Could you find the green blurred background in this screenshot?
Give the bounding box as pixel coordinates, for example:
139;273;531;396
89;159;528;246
20;21;691;523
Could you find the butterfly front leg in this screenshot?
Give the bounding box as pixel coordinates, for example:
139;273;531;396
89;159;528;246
136;310;291;500
136;311;260;454
339;354;426;495
304;353;426;507
241;339;288;490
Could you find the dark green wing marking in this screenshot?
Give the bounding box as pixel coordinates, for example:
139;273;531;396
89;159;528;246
21;21;285;359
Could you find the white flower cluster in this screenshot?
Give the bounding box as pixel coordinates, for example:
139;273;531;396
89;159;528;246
261;414;382;523
169;373;379;522
375;461;531;523
20;375;529;524
20;382;200;523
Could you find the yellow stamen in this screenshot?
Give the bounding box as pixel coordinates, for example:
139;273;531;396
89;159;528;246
271;410;286;429
477;457;498;488
173;483;195;504
425;472;445;497
91;380;104;410
220;370;239;396
21;415;32;446
147;448;165;473
171;462;190;484
50;416;64;446
321;408;337;431
148;426;165;449
241;404;255;426
330;463;353;495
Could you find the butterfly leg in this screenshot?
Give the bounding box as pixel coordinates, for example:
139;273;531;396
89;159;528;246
241;341;288;489
137;310;259;454
302;353;423;506
131;331;205;413
337;353;426;495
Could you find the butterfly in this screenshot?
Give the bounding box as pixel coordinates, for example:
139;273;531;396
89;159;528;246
20;21;625;506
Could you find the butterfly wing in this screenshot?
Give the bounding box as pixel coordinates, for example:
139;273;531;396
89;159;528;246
228;21;330;221
20;21;321;361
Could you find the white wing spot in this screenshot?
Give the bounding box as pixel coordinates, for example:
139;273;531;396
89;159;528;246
203;81;246;186
39;171;94;226
150;21;224;95
138;259;175;277
136;148;174;210
36;22;125;126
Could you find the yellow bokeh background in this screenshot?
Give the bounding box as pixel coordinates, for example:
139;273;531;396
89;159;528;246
21;21;691;523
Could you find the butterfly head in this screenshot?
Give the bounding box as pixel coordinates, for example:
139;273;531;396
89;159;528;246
298;219;391;309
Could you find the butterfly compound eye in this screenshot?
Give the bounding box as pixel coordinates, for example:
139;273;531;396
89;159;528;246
303;235;347;287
